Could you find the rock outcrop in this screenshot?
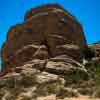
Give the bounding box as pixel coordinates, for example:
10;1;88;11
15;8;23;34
1;4;87;70
0;58;99;100
1;4;100;100
89;42;100;57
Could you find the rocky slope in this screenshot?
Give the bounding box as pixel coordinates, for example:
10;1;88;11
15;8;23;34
0;4;100;100
0;55;100;100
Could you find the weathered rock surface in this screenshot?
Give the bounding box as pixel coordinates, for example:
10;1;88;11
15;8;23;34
89;42;100;57
0;4;100;100
0;61;99;100
1;4;87;70
83;42;100;65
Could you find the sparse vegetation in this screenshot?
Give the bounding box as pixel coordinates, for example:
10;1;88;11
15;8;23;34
82;47;95;60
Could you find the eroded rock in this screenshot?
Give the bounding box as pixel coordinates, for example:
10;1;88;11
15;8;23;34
1;4;87;71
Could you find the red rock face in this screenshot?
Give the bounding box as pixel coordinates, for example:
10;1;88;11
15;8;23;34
1;4;87;70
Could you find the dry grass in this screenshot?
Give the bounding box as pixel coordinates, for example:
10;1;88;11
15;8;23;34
63;97;100;100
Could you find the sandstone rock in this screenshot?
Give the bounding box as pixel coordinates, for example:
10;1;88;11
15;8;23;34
37;94;56;100
1;4;98;100
82;42;100;65
36;72;59;84
1;4;87;71
0;61;99;99
89;42;100;57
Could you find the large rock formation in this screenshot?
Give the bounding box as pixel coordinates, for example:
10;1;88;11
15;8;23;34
3;4;100;100
1;4;87;70
0;43;100;100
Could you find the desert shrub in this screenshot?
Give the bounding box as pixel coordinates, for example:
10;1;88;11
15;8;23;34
35;82;57;96
19;73;37;88
95;64;100;87
5;77;15;88
64;70;88;86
